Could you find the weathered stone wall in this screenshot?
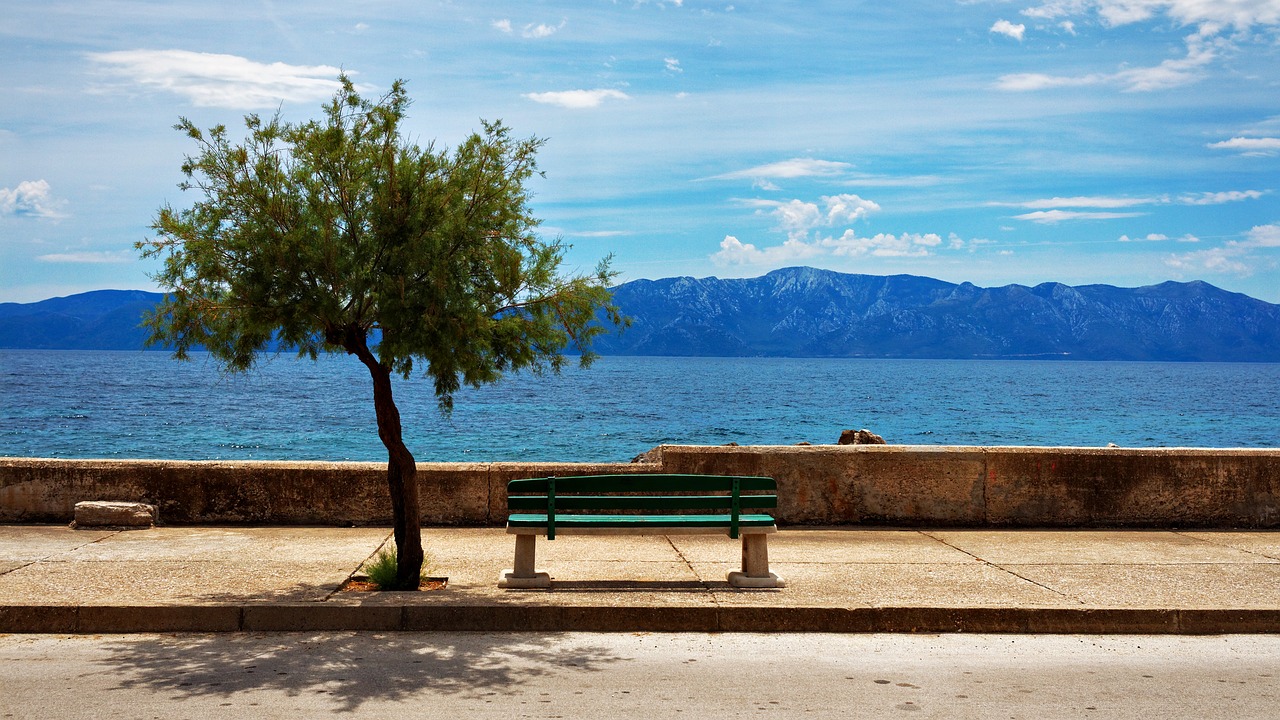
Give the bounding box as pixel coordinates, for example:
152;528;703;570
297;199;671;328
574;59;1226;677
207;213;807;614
659;445;1280;528
2;445;1278;527
0;458;645;525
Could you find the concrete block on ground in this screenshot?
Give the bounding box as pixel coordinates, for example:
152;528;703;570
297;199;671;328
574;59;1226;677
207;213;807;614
73;501;157;528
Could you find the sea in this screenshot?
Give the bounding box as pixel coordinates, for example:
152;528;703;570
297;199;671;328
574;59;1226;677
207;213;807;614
2;349;1278;462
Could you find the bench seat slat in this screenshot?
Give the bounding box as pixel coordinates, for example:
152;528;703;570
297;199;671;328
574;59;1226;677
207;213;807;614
508;513;778;528
507;474;776;494
506;495;777;511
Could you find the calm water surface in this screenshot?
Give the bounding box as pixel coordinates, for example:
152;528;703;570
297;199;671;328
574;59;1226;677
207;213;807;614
1;350;1277;461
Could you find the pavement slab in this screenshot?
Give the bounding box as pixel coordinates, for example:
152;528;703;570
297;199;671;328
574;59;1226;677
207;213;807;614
1177;531;1280;560
673;529;975;565
699;561;1080;609
60;527;391;564
926;529;1271;565
1007;563;1280;609
0;526;116;562
0;560;354;605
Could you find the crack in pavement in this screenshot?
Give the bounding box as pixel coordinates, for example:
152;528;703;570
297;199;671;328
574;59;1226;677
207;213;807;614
0;529;124;577
918;531;1085;605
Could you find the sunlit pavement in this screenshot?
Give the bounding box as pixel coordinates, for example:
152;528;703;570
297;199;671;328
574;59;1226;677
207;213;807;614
2;525;1278;633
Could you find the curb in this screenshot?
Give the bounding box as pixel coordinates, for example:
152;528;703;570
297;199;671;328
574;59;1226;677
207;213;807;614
4;605;1279;634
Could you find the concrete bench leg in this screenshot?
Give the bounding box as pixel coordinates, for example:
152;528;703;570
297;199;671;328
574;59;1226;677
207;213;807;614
499;534;551;588
728;533;786;588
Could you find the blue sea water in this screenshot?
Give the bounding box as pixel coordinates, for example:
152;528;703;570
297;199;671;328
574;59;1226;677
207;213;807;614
1;350;1278;462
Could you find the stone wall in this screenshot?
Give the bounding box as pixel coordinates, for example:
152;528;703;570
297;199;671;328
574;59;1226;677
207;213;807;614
659;445;1280;528
2;445;1278;527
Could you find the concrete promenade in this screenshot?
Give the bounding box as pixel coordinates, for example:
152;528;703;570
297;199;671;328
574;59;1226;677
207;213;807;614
1;524;1278;634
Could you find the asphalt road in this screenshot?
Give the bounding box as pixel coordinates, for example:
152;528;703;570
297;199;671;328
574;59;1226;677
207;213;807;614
1;632;1277;719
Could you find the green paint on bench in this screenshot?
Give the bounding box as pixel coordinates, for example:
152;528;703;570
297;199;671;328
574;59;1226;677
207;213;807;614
506;495;778;511
505;474;778;540
508;513;779;528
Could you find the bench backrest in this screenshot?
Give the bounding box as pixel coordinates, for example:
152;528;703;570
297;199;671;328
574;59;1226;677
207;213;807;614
506;474;777;539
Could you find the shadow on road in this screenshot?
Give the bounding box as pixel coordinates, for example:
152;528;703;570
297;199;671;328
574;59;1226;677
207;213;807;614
98;632;623;711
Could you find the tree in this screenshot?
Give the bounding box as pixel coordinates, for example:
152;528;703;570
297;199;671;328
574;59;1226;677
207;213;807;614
138;77;624;589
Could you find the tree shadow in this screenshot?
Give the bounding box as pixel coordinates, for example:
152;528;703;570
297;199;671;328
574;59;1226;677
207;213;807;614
98;631;623;712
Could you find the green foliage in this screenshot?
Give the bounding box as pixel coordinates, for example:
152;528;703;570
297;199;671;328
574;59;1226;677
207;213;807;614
362;545;421;591
138;75;624;409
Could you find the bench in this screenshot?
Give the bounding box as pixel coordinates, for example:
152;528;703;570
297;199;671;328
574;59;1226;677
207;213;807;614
498;474;786;589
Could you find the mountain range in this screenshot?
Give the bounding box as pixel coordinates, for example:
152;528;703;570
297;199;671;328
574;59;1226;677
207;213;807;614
0;290;164;352
3;268;1278;361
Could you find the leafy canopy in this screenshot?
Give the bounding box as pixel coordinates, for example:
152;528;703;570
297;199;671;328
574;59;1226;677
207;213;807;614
139;76;621;407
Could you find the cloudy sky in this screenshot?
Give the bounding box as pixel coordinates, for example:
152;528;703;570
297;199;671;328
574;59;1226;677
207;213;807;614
2;0;1279;303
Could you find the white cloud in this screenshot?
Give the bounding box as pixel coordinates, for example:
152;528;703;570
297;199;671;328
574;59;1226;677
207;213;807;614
840;173;945;188
823;194;881;225
1208;137;1280;155
991;19;1027;40
567;230;632;238
1166;247;1252;274
1010;195;1156;209
35;250;133;264
1060;20;1077;34
1118;233;1168;242
711;229;981;266
823;231;942;258
1022;1;1280;31
997;5;1261;93
997;36;1216;92
522;20;566;38
1111;33;1219;91
1179;190;1268;205
0;180;63;218
664;57;683;73
492;19;513;33
996;72;1107;91
998;189;1259;217
1005;191;1262;214
716;191;963;266
522;89;631;109
709;158;853;181
950;233;994;252
711;235;822;265
1164;224;1280;275
1013;209;1145;223
1246;224;1280;247
744;194;880;236
89;50;347;109
749;199;821;234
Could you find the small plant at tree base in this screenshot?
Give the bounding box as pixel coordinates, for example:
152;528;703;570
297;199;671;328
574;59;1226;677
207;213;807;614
363;546;425;590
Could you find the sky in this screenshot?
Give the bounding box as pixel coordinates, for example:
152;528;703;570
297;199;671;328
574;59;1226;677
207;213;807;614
2;0;1279;304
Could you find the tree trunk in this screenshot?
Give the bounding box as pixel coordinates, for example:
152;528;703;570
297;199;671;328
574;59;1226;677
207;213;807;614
344;329;424;589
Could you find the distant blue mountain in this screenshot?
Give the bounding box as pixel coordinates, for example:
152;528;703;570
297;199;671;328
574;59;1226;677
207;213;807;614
3;269;1279;361
0;290;165;350
592;267;1280;362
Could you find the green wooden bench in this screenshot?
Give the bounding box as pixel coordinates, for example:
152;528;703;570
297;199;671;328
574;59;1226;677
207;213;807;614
498;474;785;589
